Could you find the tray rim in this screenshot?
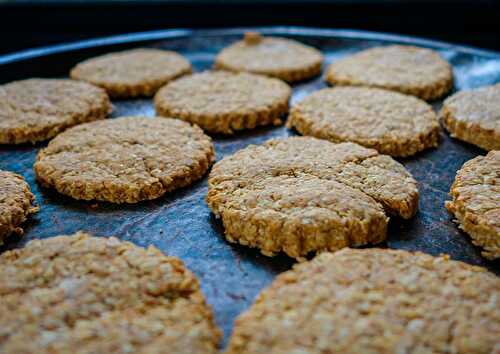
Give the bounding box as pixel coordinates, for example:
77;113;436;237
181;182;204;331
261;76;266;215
1;26;499;67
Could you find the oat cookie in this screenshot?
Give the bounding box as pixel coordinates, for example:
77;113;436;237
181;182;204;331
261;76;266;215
34;116;215;203
441;84;500;150
326;45;453;100
288;86;441;157
70;48;192;98
207;137;418;259
0;79;111;144
214;32;323;82
226;248;500;354
446;151;500;260
0;232;221;353
155;71;291;134
0;170;38;244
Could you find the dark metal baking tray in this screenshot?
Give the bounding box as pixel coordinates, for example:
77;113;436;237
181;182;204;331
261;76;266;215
0;27;499;346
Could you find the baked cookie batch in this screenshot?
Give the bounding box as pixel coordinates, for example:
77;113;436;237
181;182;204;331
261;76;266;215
0;32;499;353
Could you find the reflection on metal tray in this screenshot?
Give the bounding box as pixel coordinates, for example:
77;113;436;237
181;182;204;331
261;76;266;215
0;27;499;345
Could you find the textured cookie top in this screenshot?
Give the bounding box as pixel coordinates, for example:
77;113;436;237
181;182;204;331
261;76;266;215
214;32;323;82
446;151;500;259
155;71;291;134
0;79;111;144
0;232;221;353
155;71;291;116
208;137;418;220
288;86;440;156
226;248;500;354
70;48;192;98
442;84;500;129
326;45;453;100
448;151;499;232
34;116;215;203
0;170;38;243
441;84;500;150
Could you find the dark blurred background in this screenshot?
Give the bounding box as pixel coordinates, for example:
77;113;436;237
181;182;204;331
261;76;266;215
0;0;499;54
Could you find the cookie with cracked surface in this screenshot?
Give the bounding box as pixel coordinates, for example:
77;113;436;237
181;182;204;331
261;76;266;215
446;151;500;260
325;45;453;100
70;48;192;98
0;78;111;144
226;248;500;354
0;170;38;244
0;232;221;354
154;71;291;134
441;84;500;150
34;116;215;203
288;86;441;157
214;32;323;82
207;137;418;259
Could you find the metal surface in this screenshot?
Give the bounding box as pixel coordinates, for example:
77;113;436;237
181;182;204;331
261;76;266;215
0;28;499;347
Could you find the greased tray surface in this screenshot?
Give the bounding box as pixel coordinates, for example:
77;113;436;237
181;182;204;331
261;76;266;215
0;27;499;344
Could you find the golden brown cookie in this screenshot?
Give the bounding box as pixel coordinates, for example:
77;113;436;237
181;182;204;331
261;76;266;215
0;79;111;144
214;32;323;82
34;116;215;203
325;45;453;100
70;48;192;98
155;71;291;134
207;137;418;259
288;86;441;157
155;71;292;134
446;151;500;260
441;84;500;150
0;232;221;354
0;170;38;244
226;248;500;354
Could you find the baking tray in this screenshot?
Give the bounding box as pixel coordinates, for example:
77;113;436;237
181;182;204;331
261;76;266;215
0;27;499;346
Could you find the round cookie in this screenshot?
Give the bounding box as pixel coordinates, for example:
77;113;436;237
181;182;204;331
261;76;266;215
325;45;453;100
0;79;111;144
70;48;192;98
440;84;500;150
207;137;419;259
288;86;441;157
0;232;221;353
226;248;500;354
446;151;500;260
34;116;215;203
0;170;38;244
154;71;291;134
214;32;323;82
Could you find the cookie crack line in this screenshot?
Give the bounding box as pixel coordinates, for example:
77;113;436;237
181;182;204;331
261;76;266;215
207;137;418;259
215;146;416;219
222;168;389;219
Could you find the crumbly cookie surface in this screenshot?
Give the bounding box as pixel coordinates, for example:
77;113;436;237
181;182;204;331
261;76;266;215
446;151;500;259
0;170;38;244
214;32;323;82
154;71;291;134
207;137;418;259
326;45;453;100
34;116;215;203
70;48;192;98
441;84;500;150
0;232;221;354
288;86;441;157
226;248;500;354
0;79;111;144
